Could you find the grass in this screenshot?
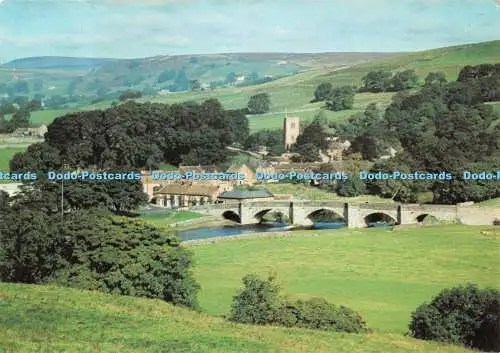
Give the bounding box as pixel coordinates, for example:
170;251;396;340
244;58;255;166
191;225;500;333
0;147;25;171
0;283;473;353
477;198;500;207
139;209;204;228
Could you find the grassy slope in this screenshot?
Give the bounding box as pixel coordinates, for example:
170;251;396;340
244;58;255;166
0;283;473;353
140;40;500;132
191;225;500;333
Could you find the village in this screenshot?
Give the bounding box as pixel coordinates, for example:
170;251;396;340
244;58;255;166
142;115;355;209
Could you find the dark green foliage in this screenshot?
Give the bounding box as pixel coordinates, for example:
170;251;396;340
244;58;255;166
328;86;355;111
291;143;319;162
390;69;419;91
314;82;333;101
229;274;368;333
336;176;367;197
35;99;235;169
119;90;143;101
284;298;368;333
0;207;199;309
457;64;500;102
382;75;499;203
409;284;500;352
227;109;250;143
247;93;271;114
424;72;447;87
244;129;283;153
229;274;284;325
361;70;392;92
295;114;330;151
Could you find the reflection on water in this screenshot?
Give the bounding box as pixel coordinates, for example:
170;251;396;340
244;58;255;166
177;222;350;241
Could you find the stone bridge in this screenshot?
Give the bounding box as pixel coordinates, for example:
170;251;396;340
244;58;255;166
189;200;500;228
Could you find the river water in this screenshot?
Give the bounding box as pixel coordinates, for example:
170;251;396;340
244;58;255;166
177;222;350;241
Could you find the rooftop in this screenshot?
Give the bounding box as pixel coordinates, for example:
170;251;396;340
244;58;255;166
154;182;220;197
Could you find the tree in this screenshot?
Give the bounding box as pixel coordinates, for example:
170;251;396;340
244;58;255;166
361;70;392;92
336;176;366;197
7;108;30;132
119;90;143;101
247;93;270;114
229;273;285;325
291;143;320;162
190;80;201;91
391;69;419;91
314;82;333;102
227;109;249;143
409;284;500;351
329;86;355;111
424;72;447;87
295;116;330;151
0;208;200;309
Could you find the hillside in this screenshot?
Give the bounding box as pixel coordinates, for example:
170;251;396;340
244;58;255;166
0;283;472;353
138;40;500;131
0;52;395;100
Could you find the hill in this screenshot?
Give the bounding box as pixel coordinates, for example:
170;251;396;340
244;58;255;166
137;40;500;131
0;52;395;100
0;283;472;353
1;56;121;70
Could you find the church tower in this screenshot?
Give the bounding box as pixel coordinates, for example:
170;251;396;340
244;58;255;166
283;111;300;151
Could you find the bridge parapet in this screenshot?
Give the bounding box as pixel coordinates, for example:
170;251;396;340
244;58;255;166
301;201;346;208
191;202;240;211
415;204;457;212
356;202;399;211
244;200;291;208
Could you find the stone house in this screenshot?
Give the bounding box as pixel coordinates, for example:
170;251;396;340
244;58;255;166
11;124;48;138
226;163;255;186
152;181;221;208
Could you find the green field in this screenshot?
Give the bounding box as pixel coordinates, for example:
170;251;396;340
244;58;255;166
140;209;204;227
0;283;473;353
191;225;500;334
0;147;25;171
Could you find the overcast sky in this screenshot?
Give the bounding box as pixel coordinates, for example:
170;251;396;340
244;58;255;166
0;0;499;61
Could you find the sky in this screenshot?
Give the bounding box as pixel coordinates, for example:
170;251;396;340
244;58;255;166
0;0;499;61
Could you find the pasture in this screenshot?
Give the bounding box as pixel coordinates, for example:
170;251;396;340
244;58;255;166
191;225;500;333
0;282;473;353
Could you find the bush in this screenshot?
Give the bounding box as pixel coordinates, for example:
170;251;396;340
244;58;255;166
285;297;368;333
229;274;368;333
0;208;200;309
409;284;500;351
228;273;285;325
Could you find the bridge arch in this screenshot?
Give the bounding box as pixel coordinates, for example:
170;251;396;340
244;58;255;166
364;212;397;227
253;208;290;223
415;214;439;224
306;208;346;225
222;210;241;223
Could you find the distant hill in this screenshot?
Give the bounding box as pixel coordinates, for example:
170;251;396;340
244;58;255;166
1;56;121;70
0;52;398;100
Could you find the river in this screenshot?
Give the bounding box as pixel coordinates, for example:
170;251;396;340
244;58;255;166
175;222;393;241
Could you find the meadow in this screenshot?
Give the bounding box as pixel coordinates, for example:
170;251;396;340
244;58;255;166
0;282;473;353
191;225;500;333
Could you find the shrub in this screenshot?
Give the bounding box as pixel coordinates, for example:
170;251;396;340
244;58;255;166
228;273;284;325
285;297;368;333
493;218;500;226
229;274;368;333
0;207;200;309
409;284;500;351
